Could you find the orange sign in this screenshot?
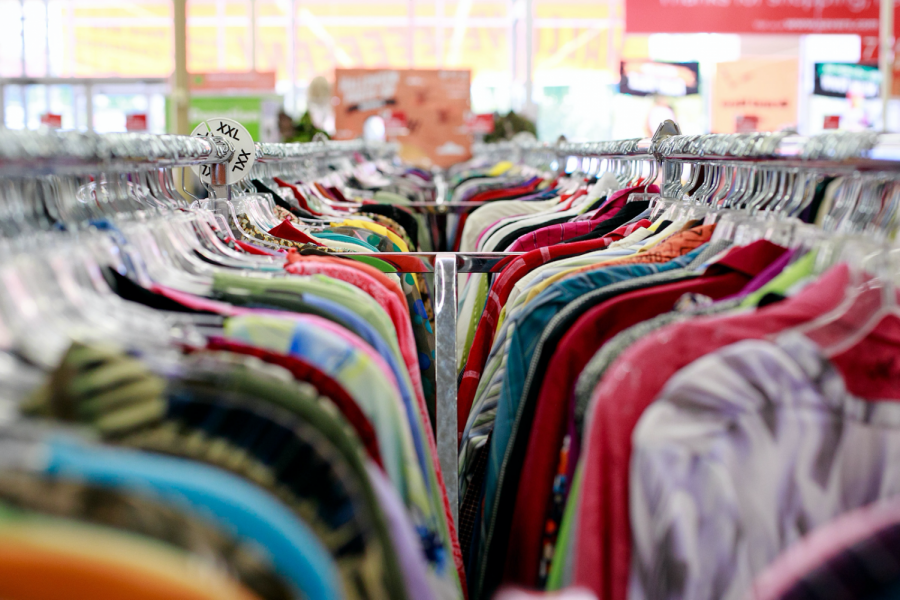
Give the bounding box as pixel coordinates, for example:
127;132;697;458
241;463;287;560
333;69;472;169
189;71;276;92
712;59;798;133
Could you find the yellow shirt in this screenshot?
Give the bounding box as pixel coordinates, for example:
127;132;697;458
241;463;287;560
330;219;410;252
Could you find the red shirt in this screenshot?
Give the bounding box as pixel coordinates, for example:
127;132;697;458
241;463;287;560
466;178;544;204
269;219;324;246
273;177;324;216
502;240;788;587
574;264;851;600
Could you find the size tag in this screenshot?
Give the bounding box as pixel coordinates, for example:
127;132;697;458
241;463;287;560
190;118;256;185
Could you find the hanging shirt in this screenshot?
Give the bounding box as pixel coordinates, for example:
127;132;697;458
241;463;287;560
630;331;900;600
464;241;719;599
501;240;788;589
456;218;652;434
573;263;848;600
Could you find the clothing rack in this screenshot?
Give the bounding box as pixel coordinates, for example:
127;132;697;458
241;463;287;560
9;125;900;533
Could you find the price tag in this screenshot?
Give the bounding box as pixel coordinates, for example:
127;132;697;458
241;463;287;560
190;118;256;185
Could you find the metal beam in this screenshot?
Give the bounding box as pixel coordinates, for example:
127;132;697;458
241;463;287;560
880;0;893;132
172;0;189;134
434;253;459;527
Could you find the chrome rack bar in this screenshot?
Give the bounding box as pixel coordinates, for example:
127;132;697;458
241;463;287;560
657;131;900;172
0;129;231;176
254;139;400;162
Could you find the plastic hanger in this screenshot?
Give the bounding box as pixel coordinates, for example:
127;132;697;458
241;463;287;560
787;240;899;357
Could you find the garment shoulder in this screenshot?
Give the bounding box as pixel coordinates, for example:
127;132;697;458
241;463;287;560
638;339;813;437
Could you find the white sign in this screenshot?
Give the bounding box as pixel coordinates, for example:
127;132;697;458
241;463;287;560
190;118;256;185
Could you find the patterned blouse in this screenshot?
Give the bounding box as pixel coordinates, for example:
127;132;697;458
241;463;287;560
630;333;900;600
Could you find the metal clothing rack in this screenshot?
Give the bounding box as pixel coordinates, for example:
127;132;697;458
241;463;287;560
10;125;900;530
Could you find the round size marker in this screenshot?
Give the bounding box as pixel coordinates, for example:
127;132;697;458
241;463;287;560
190;118;256;185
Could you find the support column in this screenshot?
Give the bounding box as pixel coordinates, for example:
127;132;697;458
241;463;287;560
408;0;415;68
880;0;893;132
172;0;189;134
249;0;257;70
524;0;534;116
436;0;445;67
434;253;459;526
287;0;297;116
85;82;93;131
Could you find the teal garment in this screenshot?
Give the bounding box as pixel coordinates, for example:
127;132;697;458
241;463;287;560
469;246;707;599
314;231;382;252
43;435;344;600
326;226;401;253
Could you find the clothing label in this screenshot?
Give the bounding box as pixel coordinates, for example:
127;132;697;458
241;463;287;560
190;117;256;186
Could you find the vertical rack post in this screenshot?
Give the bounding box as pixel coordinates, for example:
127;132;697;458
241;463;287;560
880;0;894;132
173;0;189;134
434;252;459;526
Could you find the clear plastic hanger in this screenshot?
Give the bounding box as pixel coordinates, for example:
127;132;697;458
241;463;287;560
785;239;899;357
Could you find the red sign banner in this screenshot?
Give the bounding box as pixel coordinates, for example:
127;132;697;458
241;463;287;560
40;113;62;129
126;113;148;132
466;113;495;135
626;0;900;35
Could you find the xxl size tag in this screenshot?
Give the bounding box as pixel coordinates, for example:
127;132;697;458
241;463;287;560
190;118;256;185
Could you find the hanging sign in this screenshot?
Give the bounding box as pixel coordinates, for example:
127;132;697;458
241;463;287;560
814;63;881;99
625;0;900;35
334;69;472;169
40;113;62;129
712;59;798;133
189;117;256;185
126;113;148;132
619;60;700;96
465;113;495;135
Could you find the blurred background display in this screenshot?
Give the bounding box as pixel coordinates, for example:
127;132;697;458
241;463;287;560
2;0;899;161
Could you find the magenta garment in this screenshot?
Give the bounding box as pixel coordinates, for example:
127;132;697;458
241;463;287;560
720;248;798;302
506;185;659;253
284;260;426;410
506;220;597;253
751;500;900;599
588;184;658;222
